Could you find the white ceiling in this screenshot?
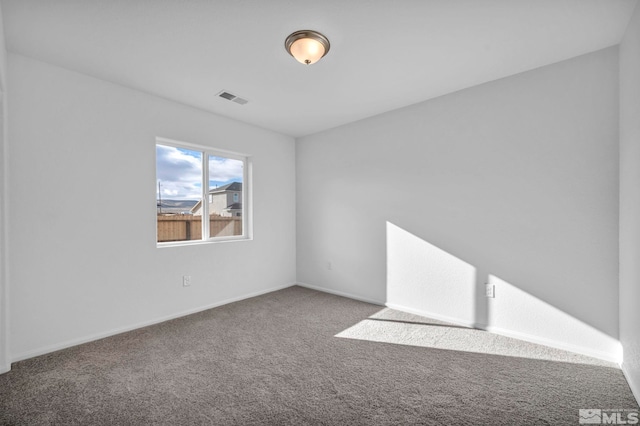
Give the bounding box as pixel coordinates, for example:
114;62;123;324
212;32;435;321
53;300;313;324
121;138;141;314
1;0;637;137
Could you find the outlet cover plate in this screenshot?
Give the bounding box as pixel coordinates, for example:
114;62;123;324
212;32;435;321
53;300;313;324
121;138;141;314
485;283;495;298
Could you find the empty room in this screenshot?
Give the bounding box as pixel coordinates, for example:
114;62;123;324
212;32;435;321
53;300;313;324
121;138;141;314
1;0;639;424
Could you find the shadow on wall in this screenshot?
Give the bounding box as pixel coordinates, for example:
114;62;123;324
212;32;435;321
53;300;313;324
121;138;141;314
385;222;621;362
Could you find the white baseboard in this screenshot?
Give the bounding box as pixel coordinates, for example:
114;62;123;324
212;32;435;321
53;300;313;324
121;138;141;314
10;282;625;370
622;362;640;405
385;302;621;364
296;282;385;306
385;303;481;329
12;283;296;363
483;324;621;364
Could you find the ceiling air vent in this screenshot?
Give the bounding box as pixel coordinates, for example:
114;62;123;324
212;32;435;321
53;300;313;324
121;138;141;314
217;90;248;105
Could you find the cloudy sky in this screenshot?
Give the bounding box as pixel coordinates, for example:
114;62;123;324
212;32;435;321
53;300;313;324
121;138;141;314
156;144;243;200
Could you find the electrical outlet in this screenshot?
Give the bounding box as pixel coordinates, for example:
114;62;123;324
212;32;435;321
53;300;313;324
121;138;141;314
485;283;495;298
326;261;332;270
183;275;191;287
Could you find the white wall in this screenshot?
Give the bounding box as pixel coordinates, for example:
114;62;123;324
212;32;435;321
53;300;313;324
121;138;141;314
297;47;620;361
7;54;296;361
0;2;8;374
620;2;640;402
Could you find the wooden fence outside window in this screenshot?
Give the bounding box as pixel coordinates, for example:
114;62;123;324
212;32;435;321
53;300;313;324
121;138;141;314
157;215;242;242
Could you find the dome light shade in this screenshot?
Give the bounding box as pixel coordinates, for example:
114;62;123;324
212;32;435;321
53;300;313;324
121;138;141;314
285;30;330;65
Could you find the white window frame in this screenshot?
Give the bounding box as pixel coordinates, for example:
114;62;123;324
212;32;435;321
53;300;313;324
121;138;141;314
156;137;252;247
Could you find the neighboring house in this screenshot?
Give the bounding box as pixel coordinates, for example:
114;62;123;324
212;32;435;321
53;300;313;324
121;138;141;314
191;182;242;217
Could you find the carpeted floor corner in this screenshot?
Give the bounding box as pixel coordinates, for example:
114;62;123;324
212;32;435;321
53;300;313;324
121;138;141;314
0;285;637;425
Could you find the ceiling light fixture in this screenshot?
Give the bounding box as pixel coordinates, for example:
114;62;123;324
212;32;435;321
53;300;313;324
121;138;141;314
284;30;330;65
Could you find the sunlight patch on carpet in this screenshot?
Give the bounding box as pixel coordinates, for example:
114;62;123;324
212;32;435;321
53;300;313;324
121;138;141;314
335;308;617;368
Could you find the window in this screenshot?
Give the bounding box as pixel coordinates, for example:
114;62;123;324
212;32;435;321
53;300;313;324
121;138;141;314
156;138;249;245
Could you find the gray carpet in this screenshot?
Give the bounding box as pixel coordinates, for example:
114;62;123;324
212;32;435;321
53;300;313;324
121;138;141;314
0;286;637;425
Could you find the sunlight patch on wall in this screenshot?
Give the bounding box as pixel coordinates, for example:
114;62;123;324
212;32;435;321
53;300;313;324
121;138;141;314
386;222;476;325
487;274;622;363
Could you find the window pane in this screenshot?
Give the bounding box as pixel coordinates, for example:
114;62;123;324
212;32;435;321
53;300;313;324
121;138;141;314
156;144;203;242
208;155;244;238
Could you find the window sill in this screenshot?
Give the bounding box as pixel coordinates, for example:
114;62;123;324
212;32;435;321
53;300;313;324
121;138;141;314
157;236;252;248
